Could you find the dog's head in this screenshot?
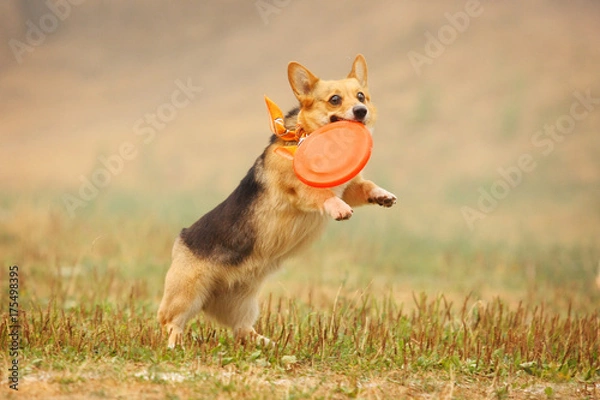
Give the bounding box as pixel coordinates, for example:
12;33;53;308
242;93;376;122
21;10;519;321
287;54;377;134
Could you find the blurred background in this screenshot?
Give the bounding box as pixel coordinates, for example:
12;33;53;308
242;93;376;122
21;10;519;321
1;1;599;307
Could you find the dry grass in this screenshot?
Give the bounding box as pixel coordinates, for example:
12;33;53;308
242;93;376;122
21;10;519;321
1;288;599;399
1;204;599;399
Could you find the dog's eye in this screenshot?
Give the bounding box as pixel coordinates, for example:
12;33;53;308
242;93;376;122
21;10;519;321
328;95;342;106
357;92;366;103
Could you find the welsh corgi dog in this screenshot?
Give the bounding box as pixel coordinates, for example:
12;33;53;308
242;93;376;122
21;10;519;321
157;54;397;347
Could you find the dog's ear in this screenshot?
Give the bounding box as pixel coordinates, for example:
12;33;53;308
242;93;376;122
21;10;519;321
288;62;319;98
347;54;368;87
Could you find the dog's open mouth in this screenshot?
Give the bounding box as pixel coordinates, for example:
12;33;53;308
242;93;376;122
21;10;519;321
329;115;365;124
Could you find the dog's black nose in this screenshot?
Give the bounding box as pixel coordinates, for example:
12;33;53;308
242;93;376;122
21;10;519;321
352;105;367;120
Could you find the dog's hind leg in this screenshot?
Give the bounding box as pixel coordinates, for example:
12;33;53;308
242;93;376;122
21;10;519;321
232;297;273;347
157;239;213;348
204;284;272;346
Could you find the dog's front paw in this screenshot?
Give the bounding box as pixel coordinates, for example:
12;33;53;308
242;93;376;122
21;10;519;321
323;196;353;221
368;187;397;208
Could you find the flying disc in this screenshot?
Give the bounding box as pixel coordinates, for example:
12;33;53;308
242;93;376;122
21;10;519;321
293;121;372;188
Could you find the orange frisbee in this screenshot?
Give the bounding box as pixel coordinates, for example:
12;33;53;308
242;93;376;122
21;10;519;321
293;121;372;188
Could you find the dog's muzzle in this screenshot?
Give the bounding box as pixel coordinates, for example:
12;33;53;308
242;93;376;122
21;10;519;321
352;105;367;121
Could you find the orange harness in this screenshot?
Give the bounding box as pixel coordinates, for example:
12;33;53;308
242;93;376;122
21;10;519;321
264;96;306;160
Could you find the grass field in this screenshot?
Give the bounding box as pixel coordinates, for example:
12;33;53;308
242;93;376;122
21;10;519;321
1;195;599;399
2;1;600;399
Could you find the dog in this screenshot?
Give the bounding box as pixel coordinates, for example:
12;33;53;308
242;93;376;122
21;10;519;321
157;54;397;348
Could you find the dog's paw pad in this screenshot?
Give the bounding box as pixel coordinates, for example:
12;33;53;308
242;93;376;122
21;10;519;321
324;197;353;221
335;209;353;221
368;188;397;208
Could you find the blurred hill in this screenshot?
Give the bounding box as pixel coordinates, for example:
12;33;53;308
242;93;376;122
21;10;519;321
1;0;599;244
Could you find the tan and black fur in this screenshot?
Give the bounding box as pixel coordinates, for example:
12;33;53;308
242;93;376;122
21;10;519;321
157;54;397;347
